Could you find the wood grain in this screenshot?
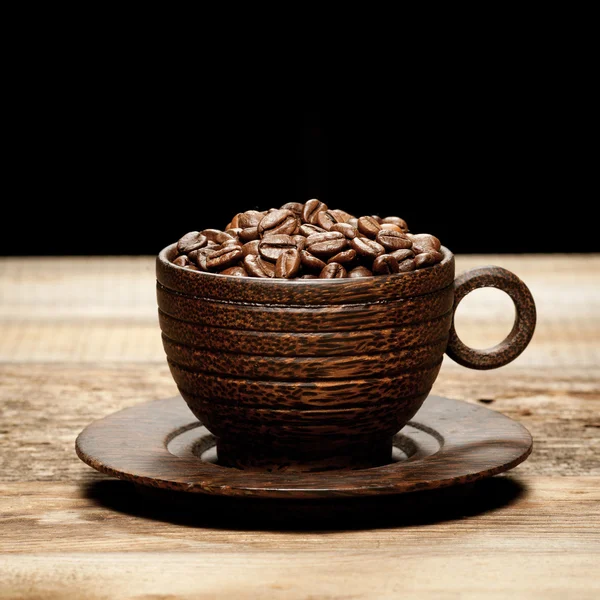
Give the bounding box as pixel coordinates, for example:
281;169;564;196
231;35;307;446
0;254;598;599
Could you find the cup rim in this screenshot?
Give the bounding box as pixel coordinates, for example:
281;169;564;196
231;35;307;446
158;243;453;286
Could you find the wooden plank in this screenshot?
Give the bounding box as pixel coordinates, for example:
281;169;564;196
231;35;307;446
0;478;598;599
1;255;599;365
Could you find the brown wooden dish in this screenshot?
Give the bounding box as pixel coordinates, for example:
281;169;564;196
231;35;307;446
75;395;533;499
157;244;536;472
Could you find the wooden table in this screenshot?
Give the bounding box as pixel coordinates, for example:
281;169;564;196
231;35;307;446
1;255;598;599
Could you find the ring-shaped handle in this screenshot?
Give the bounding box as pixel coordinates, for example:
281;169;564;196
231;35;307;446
445;266;536;370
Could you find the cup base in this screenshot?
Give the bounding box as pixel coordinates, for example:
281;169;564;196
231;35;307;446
216;437;394;472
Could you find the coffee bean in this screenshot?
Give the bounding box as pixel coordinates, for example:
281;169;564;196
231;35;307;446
329;209;355;223
173;255;190;267
376;230;413;251
225;228;243;239
184;263;200;271
300;274;319;279
380;223;403;233
316;210;339;231
259;234;297;262
177;231;208;254
292;235;307;251
371;215;383;223
351;237;385;260
408;233;441;254
238;210;265;228
320;262;347;279
257;209;298;237
307;237;349;259
242;240;260;257
205;245;244;271
275;249;301;278
414;251;443;268
330;223;357;239
348;266;373;278
244;254;275;278
302;199;328;224
190;247;218;271
229;214;241;229
239;226;260;242
327;248;357;264
202;229;235;244
397;258;416;272
382;216;409;231
306;231;344;246
221;266;248;277
373;254;400;275
280;202;304;218
357;216;382;239
390;248;414;262
347;217;359;228
300;250;327;271
299;223;326;237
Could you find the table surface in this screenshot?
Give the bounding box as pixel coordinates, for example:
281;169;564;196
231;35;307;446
0;254;598;600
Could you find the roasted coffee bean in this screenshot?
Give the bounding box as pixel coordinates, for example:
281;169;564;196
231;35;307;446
382;216;409;231
302;199;328;224
222;239;243;248
348;266;373;278
259;234;297;262
280;202;304;218
347;217;359;228
390;248;414;262
225;228;243;239
330;223;357;239
184;263;200;271
239;226;260;242
173;255;190;267
376;230;413;251
190;247;217;271
221;266;248;277
202;229;235;244
397;258;416;272
257;209;298;237
408;233;441;254
320;262;347;279
238;210;265;229
291;235;307;251
327;248;357;264
329;209;355;223
306;231;344;246
206;240;220;248
299;223;326;237
205;245;244;271
244;255;275;278
357;216;382;239
229;214;241;229
300;250;327;271
371;215;383;223
275;249;301;278
380;223;403;233
307;237;348;259
242;240;261;257
351;237;385;260
414;250;443;268
316;210;339;231
372;254;400;275
300;273;319;279
177;231;208;254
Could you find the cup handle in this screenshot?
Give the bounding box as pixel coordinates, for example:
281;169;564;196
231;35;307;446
445;266;537;370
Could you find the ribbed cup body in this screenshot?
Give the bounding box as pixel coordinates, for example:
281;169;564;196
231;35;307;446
157;244;455;471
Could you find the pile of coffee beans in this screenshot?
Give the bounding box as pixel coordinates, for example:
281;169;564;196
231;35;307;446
171;200;443;279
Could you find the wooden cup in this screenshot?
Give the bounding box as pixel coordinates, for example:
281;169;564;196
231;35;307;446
157;244;536;472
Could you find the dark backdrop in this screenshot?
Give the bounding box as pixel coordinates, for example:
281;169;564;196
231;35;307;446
5;109;594;256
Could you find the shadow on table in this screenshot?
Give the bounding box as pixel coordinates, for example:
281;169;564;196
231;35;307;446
83;475;526;531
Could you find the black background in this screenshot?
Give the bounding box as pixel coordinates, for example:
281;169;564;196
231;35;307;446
5;97;595;256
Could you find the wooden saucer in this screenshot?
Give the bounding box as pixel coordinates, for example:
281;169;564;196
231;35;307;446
76;395;532;499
